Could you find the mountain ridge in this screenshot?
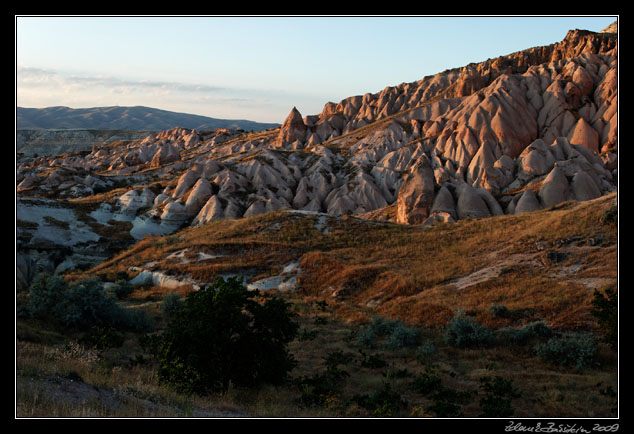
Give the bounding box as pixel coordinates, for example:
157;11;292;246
17;105;281;132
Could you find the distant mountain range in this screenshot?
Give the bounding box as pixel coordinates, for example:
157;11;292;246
17;106;281;132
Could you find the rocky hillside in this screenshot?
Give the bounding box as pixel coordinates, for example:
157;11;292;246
17;129;149;158
16;24;618;291
17;106;280;158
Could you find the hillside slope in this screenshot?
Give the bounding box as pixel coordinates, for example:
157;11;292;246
17;23;617;293
17;105;280;132
70;192;617;330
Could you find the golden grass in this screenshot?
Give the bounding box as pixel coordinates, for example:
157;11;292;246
70;193;617;333
16;274;618;418
32;194;615;417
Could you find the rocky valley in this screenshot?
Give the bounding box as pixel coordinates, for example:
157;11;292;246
15;22;618;419
17;25;617;292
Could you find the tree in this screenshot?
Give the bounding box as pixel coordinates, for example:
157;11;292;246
147;277;299;394
591;286;618;350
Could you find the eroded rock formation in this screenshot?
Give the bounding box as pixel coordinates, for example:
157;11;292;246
17;23;618;286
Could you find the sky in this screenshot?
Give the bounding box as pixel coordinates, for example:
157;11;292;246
15;15;618;124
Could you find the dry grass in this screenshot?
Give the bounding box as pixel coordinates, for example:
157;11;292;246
16;276;618;418
70;193;617;332
26;193;616;418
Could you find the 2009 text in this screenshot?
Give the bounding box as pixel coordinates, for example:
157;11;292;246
505;421;619;433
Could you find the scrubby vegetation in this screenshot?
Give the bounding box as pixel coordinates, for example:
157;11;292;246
20;274;153;332
535;334;599;369
444;310;496;348
591;286;618;350
356;316;422;350
16;195;618;418
16;282;618;417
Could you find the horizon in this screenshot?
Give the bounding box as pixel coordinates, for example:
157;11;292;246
16;15;617;124
16;104;282;124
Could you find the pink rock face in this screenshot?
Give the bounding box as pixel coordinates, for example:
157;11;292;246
184;178;213;215
16;23;617;245
571;64;595;96
150;142;181;168
396;160;435;225
539;166;570;208
277;107;307;146
568;118;600;154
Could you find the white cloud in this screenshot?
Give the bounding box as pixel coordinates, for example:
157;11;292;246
17;66;225;94
16;66;325;123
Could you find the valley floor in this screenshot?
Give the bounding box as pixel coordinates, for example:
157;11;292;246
16;194;618;419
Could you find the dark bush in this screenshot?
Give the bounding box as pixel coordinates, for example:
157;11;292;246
601;205;617;225
110;280;134;300
25;274;153;332
535;334;598;368
295;351;351;407
415;339;437;362
356;316;421;350
498;321;553;346
444;311;496;348
591;286;617;350
359;350;388;369
409;365;474;417
478;376;521;417
147;277;299;394
80;326;125;349
488;304;510;318
410;369;443;395
161;292;183;317
351;380;408;417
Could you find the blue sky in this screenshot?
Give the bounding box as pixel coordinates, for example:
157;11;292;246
15;16;617;124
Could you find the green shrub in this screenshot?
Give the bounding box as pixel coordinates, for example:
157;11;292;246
24;274;68;321
80;326;125;349
146;277;298;394
295;351;351;407
356;316;421;350
444;311;496;348
55;278;124;329
409;365;474;417
488;304;510;318
359;350;388;369
351;380;408;417
535;334;598;368
356;316;389;348
25;274;153;332
415;339;437;361
161;292;183;317
410;369;443;395
478;376;521;417
601;205;617;225
110;280;134;300
498;321;553;346
591;287;617;350
384;321;422;350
